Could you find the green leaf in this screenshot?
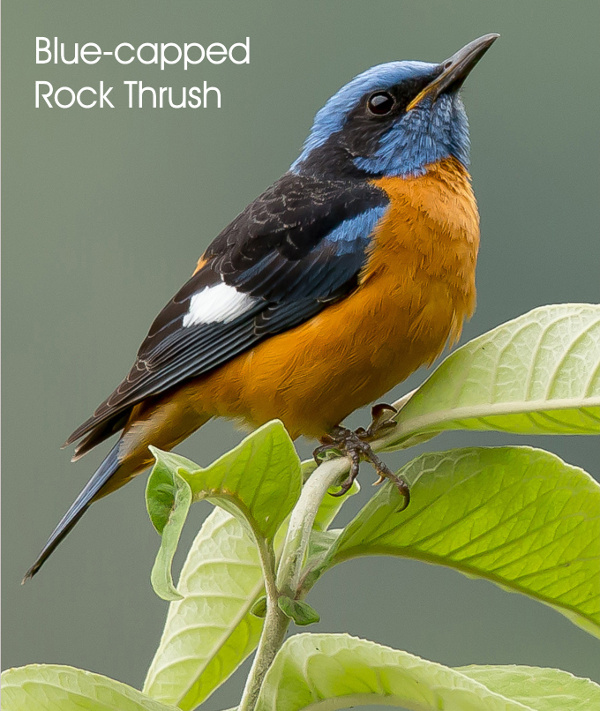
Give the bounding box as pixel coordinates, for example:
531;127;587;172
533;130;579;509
328;447;600;637
148;462;192;601
148;420;301;542
143;509;266;710
251;595;268;618
307;529;340;560
277;597;320;626
146;421;301;601
300;458;318;481
459;665;600;711
383;304;600;448
256;633;597;710
1;665;178;711
146;450;198;534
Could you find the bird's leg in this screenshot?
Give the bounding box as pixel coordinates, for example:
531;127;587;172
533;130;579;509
313;416;409;508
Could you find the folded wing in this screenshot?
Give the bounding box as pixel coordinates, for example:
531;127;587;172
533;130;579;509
66;173;388;450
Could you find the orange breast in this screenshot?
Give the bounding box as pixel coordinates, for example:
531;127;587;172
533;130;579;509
177;157;480;439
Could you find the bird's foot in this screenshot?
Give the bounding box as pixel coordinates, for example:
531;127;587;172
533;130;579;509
313;415;409;508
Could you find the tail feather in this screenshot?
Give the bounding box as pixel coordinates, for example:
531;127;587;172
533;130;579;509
22;444;121;583
71;411;130;461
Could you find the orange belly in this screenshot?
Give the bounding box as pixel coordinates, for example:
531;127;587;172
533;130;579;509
162;158;480;440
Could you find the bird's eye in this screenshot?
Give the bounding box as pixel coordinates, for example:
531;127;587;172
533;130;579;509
367;91;395;116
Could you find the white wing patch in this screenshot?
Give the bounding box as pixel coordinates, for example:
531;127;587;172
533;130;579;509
183;282;257;327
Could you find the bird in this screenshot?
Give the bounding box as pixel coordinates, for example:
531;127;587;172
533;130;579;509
24;33;498;581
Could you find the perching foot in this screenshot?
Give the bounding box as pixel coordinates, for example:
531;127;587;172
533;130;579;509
313;421;410;508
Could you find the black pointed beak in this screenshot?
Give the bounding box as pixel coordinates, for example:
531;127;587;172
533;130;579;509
407;33;499;111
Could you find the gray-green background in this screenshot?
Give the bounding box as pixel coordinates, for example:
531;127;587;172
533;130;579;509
3;1;599;708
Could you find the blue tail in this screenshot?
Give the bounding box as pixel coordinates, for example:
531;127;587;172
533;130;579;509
23;444;121;582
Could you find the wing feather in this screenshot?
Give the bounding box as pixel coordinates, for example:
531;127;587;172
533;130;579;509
65;173;387;448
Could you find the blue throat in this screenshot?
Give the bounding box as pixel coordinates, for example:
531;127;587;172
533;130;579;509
354;96;470;178
291;61;471;179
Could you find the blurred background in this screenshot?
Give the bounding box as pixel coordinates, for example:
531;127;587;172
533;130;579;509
3;1;599;708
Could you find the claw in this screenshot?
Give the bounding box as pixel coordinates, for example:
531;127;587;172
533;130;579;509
368;403;398;435
312;425;410;508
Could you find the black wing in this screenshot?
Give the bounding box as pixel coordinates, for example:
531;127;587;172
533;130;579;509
66;172;387;449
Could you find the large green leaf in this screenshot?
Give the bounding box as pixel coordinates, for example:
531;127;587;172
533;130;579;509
144;509;265;710
326;447;600;637
381;304;600;449
146;421;302;600
255;633;600;710
1;665;177;711
459;665;600;711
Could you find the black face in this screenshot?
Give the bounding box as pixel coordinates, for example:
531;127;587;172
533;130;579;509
364;72;443;120
298;67;443;179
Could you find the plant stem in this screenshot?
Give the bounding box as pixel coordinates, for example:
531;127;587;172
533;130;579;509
238;456;350;711
238;600;289;711
255;537;278;606
276;456;350;596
